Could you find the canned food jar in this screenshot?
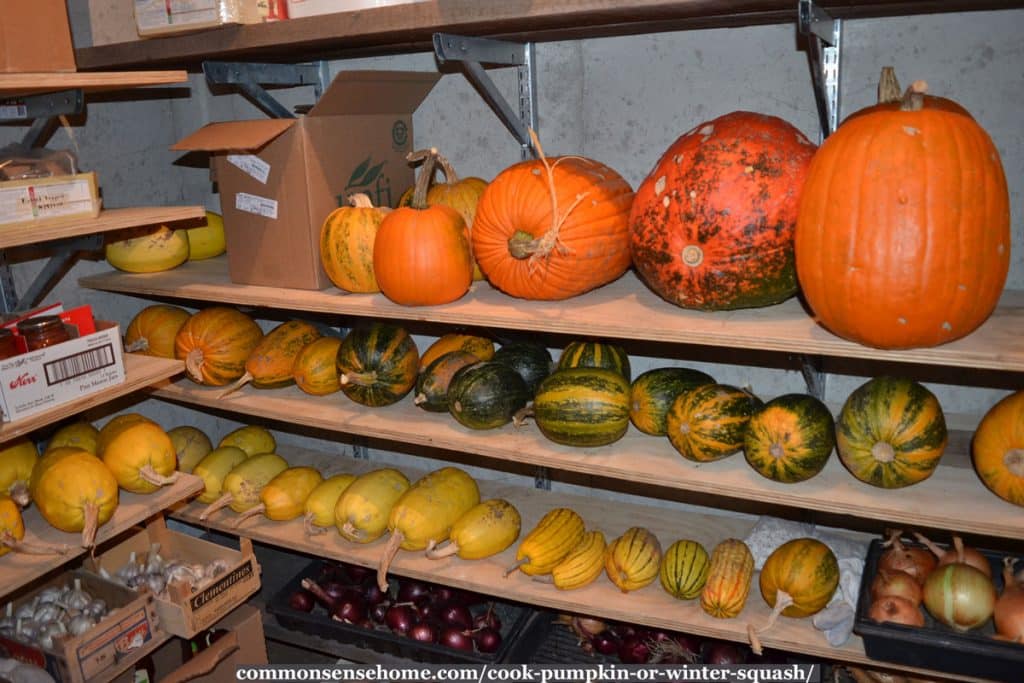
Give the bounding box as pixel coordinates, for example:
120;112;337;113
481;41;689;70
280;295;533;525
17;316;70;351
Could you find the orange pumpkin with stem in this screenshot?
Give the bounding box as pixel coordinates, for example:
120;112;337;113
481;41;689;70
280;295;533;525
972;391;1024;507
796;79;1010;349
373;150;472;306
472;130;634;300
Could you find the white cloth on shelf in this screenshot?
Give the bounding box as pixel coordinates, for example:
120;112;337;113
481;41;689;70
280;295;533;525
0;659;55;683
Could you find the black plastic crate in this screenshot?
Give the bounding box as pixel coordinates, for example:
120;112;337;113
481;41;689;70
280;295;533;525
267;559;545;663
854;538;1024;682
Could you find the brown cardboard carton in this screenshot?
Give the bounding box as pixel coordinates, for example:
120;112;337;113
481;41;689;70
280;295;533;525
0;0;76;73
172;70;439;290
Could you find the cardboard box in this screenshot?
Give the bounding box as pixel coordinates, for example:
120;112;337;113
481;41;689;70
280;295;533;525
87;517;262;638
286;0;426;19
0;570;163;683
88;0;142;47
172;70;439;290
133;0;268;38
0;0;76;73
0;172;101;228
0;319;125;422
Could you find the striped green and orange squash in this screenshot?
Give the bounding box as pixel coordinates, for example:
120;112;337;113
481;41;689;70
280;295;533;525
492;342;552;394
419;333;494;371
244;320;321;389
744;394;835;483
414;350;479;412
659;539;710;600
666;384;762;462
175;307;263;386
759;538;839;618
124;304;191;358
319;193;390;293
530;368;631;447
336;323;419;407
448;362;530;430
630;367;716;436
293;336;343;396
836;376;948;488
557;341;631;381
700;538;754;619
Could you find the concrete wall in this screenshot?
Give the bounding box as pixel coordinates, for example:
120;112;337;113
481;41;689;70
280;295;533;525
3;6;1021;511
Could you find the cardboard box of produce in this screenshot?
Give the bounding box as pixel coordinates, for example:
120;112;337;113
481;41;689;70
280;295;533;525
0;0;76;73
0;570;162;683
172;70;439;290
133;0;269;38
86;517;262;638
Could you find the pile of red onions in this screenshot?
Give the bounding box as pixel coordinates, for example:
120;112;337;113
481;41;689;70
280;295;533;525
291;561;502;654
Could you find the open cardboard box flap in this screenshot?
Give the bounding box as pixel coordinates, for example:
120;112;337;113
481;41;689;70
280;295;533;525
171;118;296;153
309;70;440;116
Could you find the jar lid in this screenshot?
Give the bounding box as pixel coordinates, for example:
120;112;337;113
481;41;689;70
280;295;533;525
17;315;64;333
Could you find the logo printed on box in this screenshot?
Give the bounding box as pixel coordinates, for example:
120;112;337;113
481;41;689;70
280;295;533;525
190;559;256;610
9;372;36;390
338;156;392;209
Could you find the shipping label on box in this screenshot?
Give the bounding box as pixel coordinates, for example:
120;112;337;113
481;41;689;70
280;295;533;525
0;173;100;227
0;322;125;422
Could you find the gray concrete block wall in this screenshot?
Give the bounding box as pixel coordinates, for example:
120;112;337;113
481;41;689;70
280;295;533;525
1;8;1020;496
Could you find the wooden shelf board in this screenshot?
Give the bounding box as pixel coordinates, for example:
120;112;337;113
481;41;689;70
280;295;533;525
79;257;1024;373
151;379;1024;541
75;1;1024;70
0;71;187;97
171;447;970;680
0;354;184;444
0;206;205;249
1;473;203;600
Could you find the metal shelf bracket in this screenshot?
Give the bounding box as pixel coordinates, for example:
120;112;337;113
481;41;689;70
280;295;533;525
798;354;827;401
0;89;85;148
202;61;329;119
0;234;104;314
798;0;842;139
433;33;538;158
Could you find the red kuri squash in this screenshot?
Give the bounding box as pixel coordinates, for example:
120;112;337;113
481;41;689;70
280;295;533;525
124;305;191;358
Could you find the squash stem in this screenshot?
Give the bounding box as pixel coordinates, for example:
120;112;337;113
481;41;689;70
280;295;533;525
871;441;896;464
877;67;902;104
340;521;365;541
378;531;404;592
1;532;68;556
199;493;233;522
406;148;439;210
900;80;928;112
424;541;459;560
747;590;794;655
340;371;378;387
433;151;460;184
81;502;99;549
233;504;265;528
217;372;252;399
512;406;534;428
530;575;554;584
503;556;529;578
139;465;179;488
124;338;150;353
1005;449;1024;477
8;483;29;509
185;349;206;384
303;513;327;536
348;193;375;209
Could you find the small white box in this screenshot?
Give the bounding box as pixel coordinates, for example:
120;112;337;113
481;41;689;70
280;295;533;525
0;321;126;422
0;172;100;228
286;0;426;20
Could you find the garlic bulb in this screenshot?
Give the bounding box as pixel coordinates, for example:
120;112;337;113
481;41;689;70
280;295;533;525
33;603;63;624
38;620;66;650
37;587;62;605
63;579;91;611
67;614;95;637
84;599;106;619
15;601;35;621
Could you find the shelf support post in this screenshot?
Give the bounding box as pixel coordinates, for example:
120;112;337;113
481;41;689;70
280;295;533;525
202;62;325;119
433;33;537;157
0;89;85;148
798;0;842;140
798;355;827;401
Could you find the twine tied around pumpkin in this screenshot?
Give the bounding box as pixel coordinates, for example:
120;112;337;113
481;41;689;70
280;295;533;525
507;129;591;272
746;590;795;656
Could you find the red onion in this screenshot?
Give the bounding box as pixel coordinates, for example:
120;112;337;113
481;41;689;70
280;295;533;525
363;583;388;607
617;634;650;663
385;604;415;634
473;627;502;653
914;532;992;579
879;530;936;585
370;601;391;624
300;578;340;609
868;596;925;627
398;581;431;605
592;632;619;656
994;557;1024;641
474;606;501;632
441;604;473;630
440;627;474;651
331;595;366;624
410;622;439;643
923;563;996;631
344;563;373;584
703;641;747;665
871;569;923;606
321;580;350;602
287;590;315;613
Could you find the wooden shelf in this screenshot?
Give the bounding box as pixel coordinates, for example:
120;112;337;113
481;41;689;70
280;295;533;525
80;257;1024;373
151;379;1024;541
0;206;205;250
0;354;184;444
0;71;187;97
171;447;971;681
75;0;1024;70
1;472;203;600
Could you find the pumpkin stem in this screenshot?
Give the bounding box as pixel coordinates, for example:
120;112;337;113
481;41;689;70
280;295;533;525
1;532;69;556
413;393;427;406
1004;449;1024;477
8;482;29;509
124;338;150;353
747;590;794;655
303;512;327;536
377;531;403;592
406;148;439;210
217;372;252;399
348;193;375;209
424;540;459;560
900;80;928;112
138;465;179;488
877;66;902;104
871;441;896;464
912;531;945;560
340;371;378;387
232;503;265;528
185;348;205;384
341;521;364;540
511;405;534;429
503;556;529;578
81;502;99;549
199;493;233;522
432;151;460;184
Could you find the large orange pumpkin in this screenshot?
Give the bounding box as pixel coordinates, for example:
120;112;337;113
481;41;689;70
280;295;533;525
124;305;191;358
472;131;634;300
174;307;263;386
972;391;1024;507
319;193;390;293
796;80;1010;349
373;151;473;306
630;111;816;310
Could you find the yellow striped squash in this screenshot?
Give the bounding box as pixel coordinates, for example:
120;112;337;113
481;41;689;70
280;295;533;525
700;539;754;619
605;527;662;593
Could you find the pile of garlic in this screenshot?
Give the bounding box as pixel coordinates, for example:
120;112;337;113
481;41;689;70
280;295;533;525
100;543;229;598
0;579;108;649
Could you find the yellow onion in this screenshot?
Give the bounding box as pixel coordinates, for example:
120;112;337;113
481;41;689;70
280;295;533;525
923;562;996;632
994;557;1024;642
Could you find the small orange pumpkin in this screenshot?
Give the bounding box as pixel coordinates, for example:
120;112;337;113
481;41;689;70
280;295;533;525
174;307;263;386
373;149;472;306
319;193;390;293
972;391;1024;507
124;305;191;358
